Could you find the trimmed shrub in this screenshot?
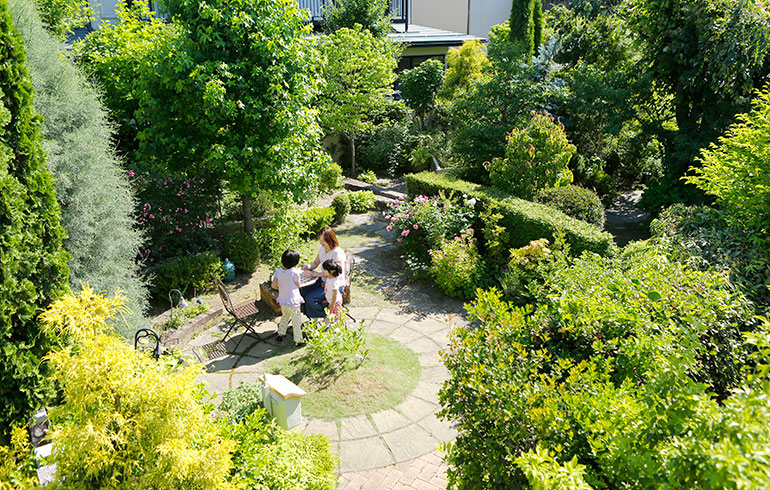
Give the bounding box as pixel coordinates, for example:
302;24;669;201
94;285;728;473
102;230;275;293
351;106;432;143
332;193;351;224
486;112;576;199
223;231;260;273
405;171;616;257
348;190;376;213
303;207;336;236
14;0;149;334
535;185;605;227
151;252;222;297
0;0;71;442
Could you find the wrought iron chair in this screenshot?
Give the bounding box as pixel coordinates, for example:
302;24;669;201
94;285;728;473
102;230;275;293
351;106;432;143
211;274;262;353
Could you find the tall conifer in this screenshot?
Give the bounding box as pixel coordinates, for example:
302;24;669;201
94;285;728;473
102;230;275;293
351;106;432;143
0;0;70;441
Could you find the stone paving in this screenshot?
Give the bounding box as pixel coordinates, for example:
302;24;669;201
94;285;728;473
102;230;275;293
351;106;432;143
179;212;465;488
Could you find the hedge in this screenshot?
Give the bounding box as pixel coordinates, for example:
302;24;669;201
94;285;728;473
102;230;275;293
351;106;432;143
405;172;616;256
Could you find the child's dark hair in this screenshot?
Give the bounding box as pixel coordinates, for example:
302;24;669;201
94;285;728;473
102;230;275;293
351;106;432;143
281;249;300;269
322;259;342;277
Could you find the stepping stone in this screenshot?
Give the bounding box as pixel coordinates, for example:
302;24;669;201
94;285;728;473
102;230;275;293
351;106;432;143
339;436;394;472
340;415;378;440
396;395;438;423
388;327;423;344
347;306;380;321
366;319;401;336
376;308;416;325
382;424;439;463
371;409;411;434
411;381;442;405
303;419;339;441
420;365;450;384
408;336;441;355
198;372;231;394
418;350;443;368
417;413;458;443
403;316;449;336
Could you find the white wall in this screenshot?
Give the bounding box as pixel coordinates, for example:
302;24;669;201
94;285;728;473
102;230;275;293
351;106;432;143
468;0;509;38
412;0;469;34
88;0;119;27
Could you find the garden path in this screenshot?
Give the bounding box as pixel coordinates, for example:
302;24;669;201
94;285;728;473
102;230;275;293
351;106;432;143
179;212;464;488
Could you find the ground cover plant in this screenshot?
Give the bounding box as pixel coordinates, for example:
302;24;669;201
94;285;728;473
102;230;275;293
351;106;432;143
264;332;420;419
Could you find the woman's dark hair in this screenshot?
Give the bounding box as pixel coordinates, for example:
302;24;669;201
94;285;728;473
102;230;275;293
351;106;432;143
281;249;300;269
322;259;342;277
318;227;340;249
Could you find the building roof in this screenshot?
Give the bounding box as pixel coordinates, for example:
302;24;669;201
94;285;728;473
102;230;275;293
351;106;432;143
388;24;482;47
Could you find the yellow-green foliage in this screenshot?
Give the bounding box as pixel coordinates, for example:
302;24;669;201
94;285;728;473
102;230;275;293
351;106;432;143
40;288;237;490
0;427;38;489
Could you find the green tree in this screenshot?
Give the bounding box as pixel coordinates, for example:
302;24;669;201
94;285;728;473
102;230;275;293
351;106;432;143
398;59;444;129
34;0;92;38
685;89;770;237
139;0;328;234
74;1;180;158
0;0;70;442
509;0;539;58
439;40;489;100
629;0;770;210
319;25;401;175
12;0;149;335
323;0;391;38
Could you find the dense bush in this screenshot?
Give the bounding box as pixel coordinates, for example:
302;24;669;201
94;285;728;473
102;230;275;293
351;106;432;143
323;0;391;37
405;172;615;257
652;204;770;312
218;381;264;424
440;248;756;489
398;59;444;129
319;160;344;192
348;190;376;213
429;232;483;300
303;207;336;236
131;171;221;264
499;237;555;303
304;307;368;367
41;288;237;489
331;193;351;224
357;122;413;176
486;112;576;199
226;411;338;490
35;0;93;38
0;0;70;442
151;252;222;297
223;231;260;273
685;89;770;236
385;194;477;273
255;206;309;266
439;40;489;100
15;0;149;333
535;185;605;226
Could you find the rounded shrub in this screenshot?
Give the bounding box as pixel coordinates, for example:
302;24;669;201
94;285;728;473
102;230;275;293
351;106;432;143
535;185;605;226
486;112;576;199
319;160;344;192
332;193;351;224
223;231;260;272
151;252;222;297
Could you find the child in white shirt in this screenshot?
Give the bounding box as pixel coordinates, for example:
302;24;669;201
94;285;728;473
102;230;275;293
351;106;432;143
322;259;343;316
272;249;305;346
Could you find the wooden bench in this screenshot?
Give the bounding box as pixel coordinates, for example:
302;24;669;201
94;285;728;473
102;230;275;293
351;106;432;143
260;251;355;315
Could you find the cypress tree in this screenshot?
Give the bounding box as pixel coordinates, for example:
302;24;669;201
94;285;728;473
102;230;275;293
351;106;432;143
11;0;149;335
532;0;543;53
509;0;535;57
0;0;70;441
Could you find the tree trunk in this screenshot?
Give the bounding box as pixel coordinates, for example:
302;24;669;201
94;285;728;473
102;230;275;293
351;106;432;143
242;193;253;234
351;134;356;176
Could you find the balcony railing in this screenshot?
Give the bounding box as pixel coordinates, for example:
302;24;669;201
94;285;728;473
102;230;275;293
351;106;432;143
298;0;408;24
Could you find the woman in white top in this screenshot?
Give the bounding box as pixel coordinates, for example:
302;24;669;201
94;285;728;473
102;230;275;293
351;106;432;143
300;227;346;318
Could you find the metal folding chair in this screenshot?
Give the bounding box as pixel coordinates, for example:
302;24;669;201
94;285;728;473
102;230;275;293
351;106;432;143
211;274;262;353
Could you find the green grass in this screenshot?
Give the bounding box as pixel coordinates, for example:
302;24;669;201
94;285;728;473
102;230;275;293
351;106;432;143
264;333;421;420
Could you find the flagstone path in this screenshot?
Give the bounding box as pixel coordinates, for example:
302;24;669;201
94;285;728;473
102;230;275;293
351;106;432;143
178;212;465;488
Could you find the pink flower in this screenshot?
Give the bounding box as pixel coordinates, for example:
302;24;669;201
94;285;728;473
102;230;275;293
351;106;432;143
387;225;393;232
413;224;418;230
393;218;399;223
455;258;462;262
467;228;474;233
149;214;155;219
397;238;403;243
428;249;433;254
461;234;468;239
401;230;410;237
